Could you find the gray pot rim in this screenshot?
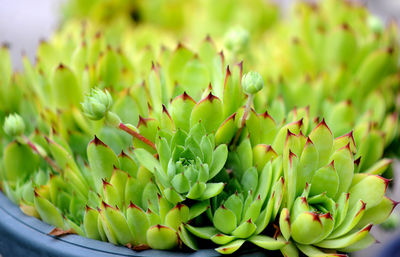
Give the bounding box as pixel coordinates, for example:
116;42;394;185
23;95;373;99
0;192;267;257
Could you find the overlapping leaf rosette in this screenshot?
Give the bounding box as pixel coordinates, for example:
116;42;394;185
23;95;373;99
250;0;400;160
184;138;286;254
272;120;397;257
1;63;398;256
3;19;247;157
0;46;248;250
1;65;253;252
72;63;250;249
0;1;399;255
82;132;217;250
3;0;400;162
0;45;33;147
62;0;278;40
173;78;398;255
1;110;216;250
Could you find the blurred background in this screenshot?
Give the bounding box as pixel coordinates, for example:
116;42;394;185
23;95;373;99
1;0;399;70
0;0;399;256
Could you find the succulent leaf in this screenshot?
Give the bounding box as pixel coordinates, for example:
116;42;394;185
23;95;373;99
146;225;178;250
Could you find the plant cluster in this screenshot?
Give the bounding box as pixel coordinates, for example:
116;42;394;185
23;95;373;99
0;0;399;257
251;0;400;160
62;0;279;40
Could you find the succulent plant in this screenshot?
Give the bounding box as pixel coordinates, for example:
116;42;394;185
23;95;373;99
185;139;286;254
62;0;279;39
134;123;228;203
81;88;113;121
5;0;398;164
82;135;211;250
0;63;262;252
0;0;399;256
1;70;398;257
275;120;397;257
1;118;209;250
11;18;253;154
3;113;25;137
251;0;400;163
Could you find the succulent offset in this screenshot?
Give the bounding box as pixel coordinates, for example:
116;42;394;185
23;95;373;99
0;0;399;256
276;120;396;257
62;0;279;41
185;141;286;254
251;0;400;162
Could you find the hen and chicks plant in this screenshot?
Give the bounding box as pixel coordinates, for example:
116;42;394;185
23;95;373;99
0;0;399;256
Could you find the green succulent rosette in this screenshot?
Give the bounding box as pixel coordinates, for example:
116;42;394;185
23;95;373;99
273;120;397;257
0;0;399;255
11;19;250;157
62;0;279;39
2;62;398;256
252;0;400;159
134;122;228;204
185;140;286;254
2;127;210;250
83;152;198;250
0;45;31;145
4;0;399;163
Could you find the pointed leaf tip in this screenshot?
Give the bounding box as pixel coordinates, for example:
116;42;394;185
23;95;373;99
138;116;150;127
318;118;331;130
85;205;93;212
363;224;373;232
101;200;113;209
91;135;107;146
311;212;322;224
204;34;213;42
261;110;273;120
320;212;333;220
289;150;297;165
341;23;350;30
305;137;314;145
102;178;112;188
179;91;196;103
226;65;231;77
206;92;218;102
354;156;361;166
118;150;128;158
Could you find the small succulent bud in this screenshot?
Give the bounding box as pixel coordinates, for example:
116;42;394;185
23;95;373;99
224;27;250;55
242;71;264;95
81;88;112;120
368;15;384;34
3;113;25;137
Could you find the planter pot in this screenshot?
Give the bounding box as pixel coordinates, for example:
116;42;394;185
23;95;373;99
378;235;400;257
0;192;268;257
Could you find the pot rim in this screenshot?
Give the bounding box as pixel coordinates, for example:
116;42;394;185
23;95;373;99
0;191;267;257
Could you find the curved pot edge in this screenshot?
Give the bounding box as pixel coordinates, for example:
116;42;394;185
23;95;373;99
0;192;222;257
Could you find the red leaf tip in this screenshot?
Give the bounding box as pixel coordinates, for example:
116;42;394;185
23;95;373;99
138;116;151;127
341;23;350;30
176;91;196;103
311;212;322;224
102;178;112;189
362;224;373;232
91;135;106;146
354;156;361;166
320;212;333;220
306;136;314;146
101;201;113;209
226;65;231;77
